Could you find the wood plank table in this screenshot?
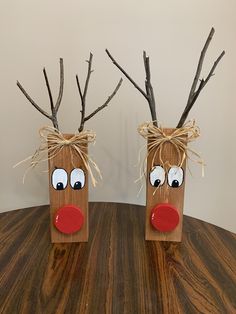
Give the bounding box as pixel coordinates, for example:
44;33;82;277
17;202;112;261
0;202;235;314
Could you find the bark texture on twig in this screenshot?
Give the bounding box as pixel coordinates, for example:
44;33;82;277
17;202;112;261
143;51;157;127
17;58;64;130
177;28;225;128
77;53;93;132
83;78;123;122
76;53;123;132
105;49;158;126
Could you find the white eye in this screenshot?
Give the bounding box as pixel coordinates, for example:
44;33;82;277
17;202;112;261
150;166;165;187
70;168;85;190
168;166;184;188
52;168;68;190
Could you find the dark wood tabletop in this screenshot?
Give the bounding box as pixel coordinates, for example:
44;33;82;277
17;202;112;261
0;202;235;314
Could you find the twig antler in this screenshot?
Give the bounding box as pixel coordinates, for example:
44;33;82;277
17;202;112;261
76;53;123;132
105;49;158;126
177;28;225;128
17;58;64;130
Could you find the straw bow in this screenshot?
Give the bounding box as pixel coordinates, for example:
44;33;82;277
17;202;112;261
138;120;205;176
14;126;102;186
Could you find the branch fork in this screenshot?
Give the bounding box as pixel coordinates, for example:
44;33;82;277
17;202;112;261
76;52;123;132
106;49;158;126
17;55;123;133
106;27;225;128
17;58;64;130
177;28;225;127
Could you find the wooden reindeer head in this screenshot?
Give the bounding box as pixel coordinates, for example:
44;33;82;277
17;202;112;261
17;54;122;242
146;128;187;241
106;28;225;241
48;133;91;242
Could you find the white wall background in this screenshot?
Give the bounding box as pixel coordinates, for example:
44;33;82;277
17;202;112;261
0;0;235;233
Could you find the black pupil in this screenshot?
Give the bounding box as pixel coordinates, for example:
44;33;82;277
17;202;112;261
171;180;179;188
56;182;64;190
74;181;82;190
154;179;161;187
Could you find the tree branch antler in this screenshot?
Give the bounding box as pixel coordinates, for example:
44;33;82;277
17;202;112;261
143;51;157;126
55;58;64;112
105;49;158;126
76;53;123;132
83;78;123;123
17;58;64;130
177;28;225;128
77;53;93;132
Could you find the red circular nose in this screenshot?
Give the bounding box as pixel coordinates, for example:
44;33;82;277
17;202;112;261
54;205;84;234
151;203;179;232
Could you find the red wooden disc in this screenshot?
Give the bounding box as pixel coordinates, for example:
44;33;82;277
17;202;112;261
151;203;179;232
54;205;84;234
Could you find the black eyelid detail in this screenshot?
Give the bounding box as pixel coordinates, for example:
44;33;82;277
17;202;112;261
151;164;164;171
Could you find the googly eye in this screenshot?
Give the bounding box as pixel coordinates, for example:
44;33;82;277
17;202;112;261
149;166;165;187
168;166;184;188
70;168;85;190
52;168;68;190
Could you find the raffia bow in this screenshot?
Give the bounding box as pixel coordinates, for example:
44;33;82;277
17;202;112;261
14;126;102;187
137;120;205;181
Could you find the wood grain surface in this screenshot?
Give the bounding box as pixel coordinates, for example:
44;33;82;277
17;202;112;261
0;202;235;314
48;135;88;243
146;129;186;242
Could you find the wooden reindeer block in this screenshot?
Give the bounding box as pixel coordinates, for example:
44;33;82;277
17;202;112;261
106;28;224;242
48;135;88;243
146;129;186;242
17;55;122;244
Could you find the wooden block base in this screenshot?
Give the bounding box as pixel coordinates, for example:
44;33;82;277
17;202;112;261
48;134;89;243
145;128;186;242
